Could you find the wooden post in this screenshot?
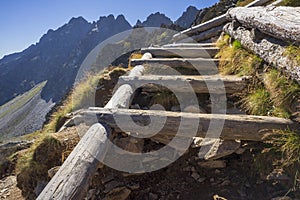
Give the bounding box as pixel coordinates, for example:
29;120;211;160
37;65;145;200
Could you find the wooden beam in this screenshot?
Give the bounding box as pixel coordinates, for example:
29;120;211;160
173;0;273;41
227;6;300;43
118;75;250;94
38;65;145;200
224;22;300;83
162;43;216;48
81;107;295;141
191;25;224;42
141;47;219;58
37;123;110;200
130;58;219;72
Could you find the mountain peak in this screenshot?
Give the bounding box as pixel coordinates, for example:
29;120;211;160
136;12;173;27
68;16;89;25
175;6;200;29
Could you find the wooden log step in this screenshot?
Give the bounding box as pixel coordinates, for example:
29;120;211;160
162;43;216;48
81;107;295;141
141;47;219;58
38;65;146;199
118;75;250;94
130;58;219;71
227;6;300;43
172;0;273;41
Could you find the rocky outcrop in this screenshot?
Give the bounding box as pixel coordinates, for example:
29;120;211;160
136;12;173;27
175;6;199;29
0;15;132;107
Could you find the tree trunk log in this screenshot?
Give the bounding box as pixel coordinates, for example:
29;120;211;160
130;58;219;73
81;107;295;141
38;65;145;200
141;47;219;58
118;75;250;94
227;6;300;43
173;0;273;41
37;124;110;200
223;22;300;83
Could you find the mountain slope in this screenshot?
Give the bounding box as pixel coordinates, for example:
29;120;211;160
0;15;132;106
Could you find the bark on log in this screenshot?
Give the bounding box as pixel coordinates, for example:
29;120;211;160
227;6;300;43
37;124;110;200
38;65;145;200
223;22;300;83
163;43;215;48
81;107;295;141
130;58;219;73
118;75;250;94
141;47;219;58
173;0;273;41
191;25;224;43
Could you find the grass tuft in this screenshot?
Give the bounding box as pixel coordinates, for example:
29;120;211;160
216;35;263;76
241;88;272;116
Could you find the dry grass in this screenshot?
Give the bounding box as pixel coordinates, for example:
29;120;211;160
216;35;262;76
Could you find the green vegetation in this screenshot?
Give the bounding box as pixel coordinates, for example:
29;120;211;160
241;88;272;116
217;34;300;118
15;66;127;182
278;0;300;6
217;34;300;194
216;35;263;76
284;45;300;66
236;0;255;7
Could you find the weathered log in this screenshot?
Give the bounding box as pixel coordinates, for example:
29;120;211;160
163;43;215;48
118;75;250;94
227;6;300;43
37;123;110;200
191;25;224;42
81;107;295;141
223;22;300;83
140;47;219;58
173;0;273;41
38;65;145;200
106;65;145;108
130;58;219;72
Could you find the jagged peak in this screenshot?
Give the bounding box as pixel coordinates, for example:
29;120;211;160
68;16;89;25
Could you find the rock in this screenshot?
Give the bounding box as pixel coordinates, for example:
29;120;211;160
149;192;159;200
127;182;140;190
191;137;204;148
198;138;241;160
48;166;60;178
104;181;122;193
0;140;32;174
115;137;144;153
267;169;290;182
191;172;200;180
34;181;48;196
219;180;231;187
271;197;293;200
183;105;206;113
101;174;114;184
104;187;131;200
198;160;226;169
235;148;246;155
130;104;141;109
171;105;181;112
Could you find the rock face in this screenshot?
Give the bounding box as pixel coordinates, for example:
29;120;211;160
192;0;238;25
136;12;173;27
175;6;199;29
0;15;132;106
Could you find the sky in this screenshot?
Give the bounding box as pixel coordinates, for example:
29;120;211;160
0;0;219;59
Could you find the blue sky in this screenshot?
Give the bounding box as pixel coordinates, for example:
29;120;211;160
0;0;219;58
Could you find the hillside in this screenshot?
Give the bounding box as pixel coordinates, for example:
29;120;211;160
0;0;299;200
